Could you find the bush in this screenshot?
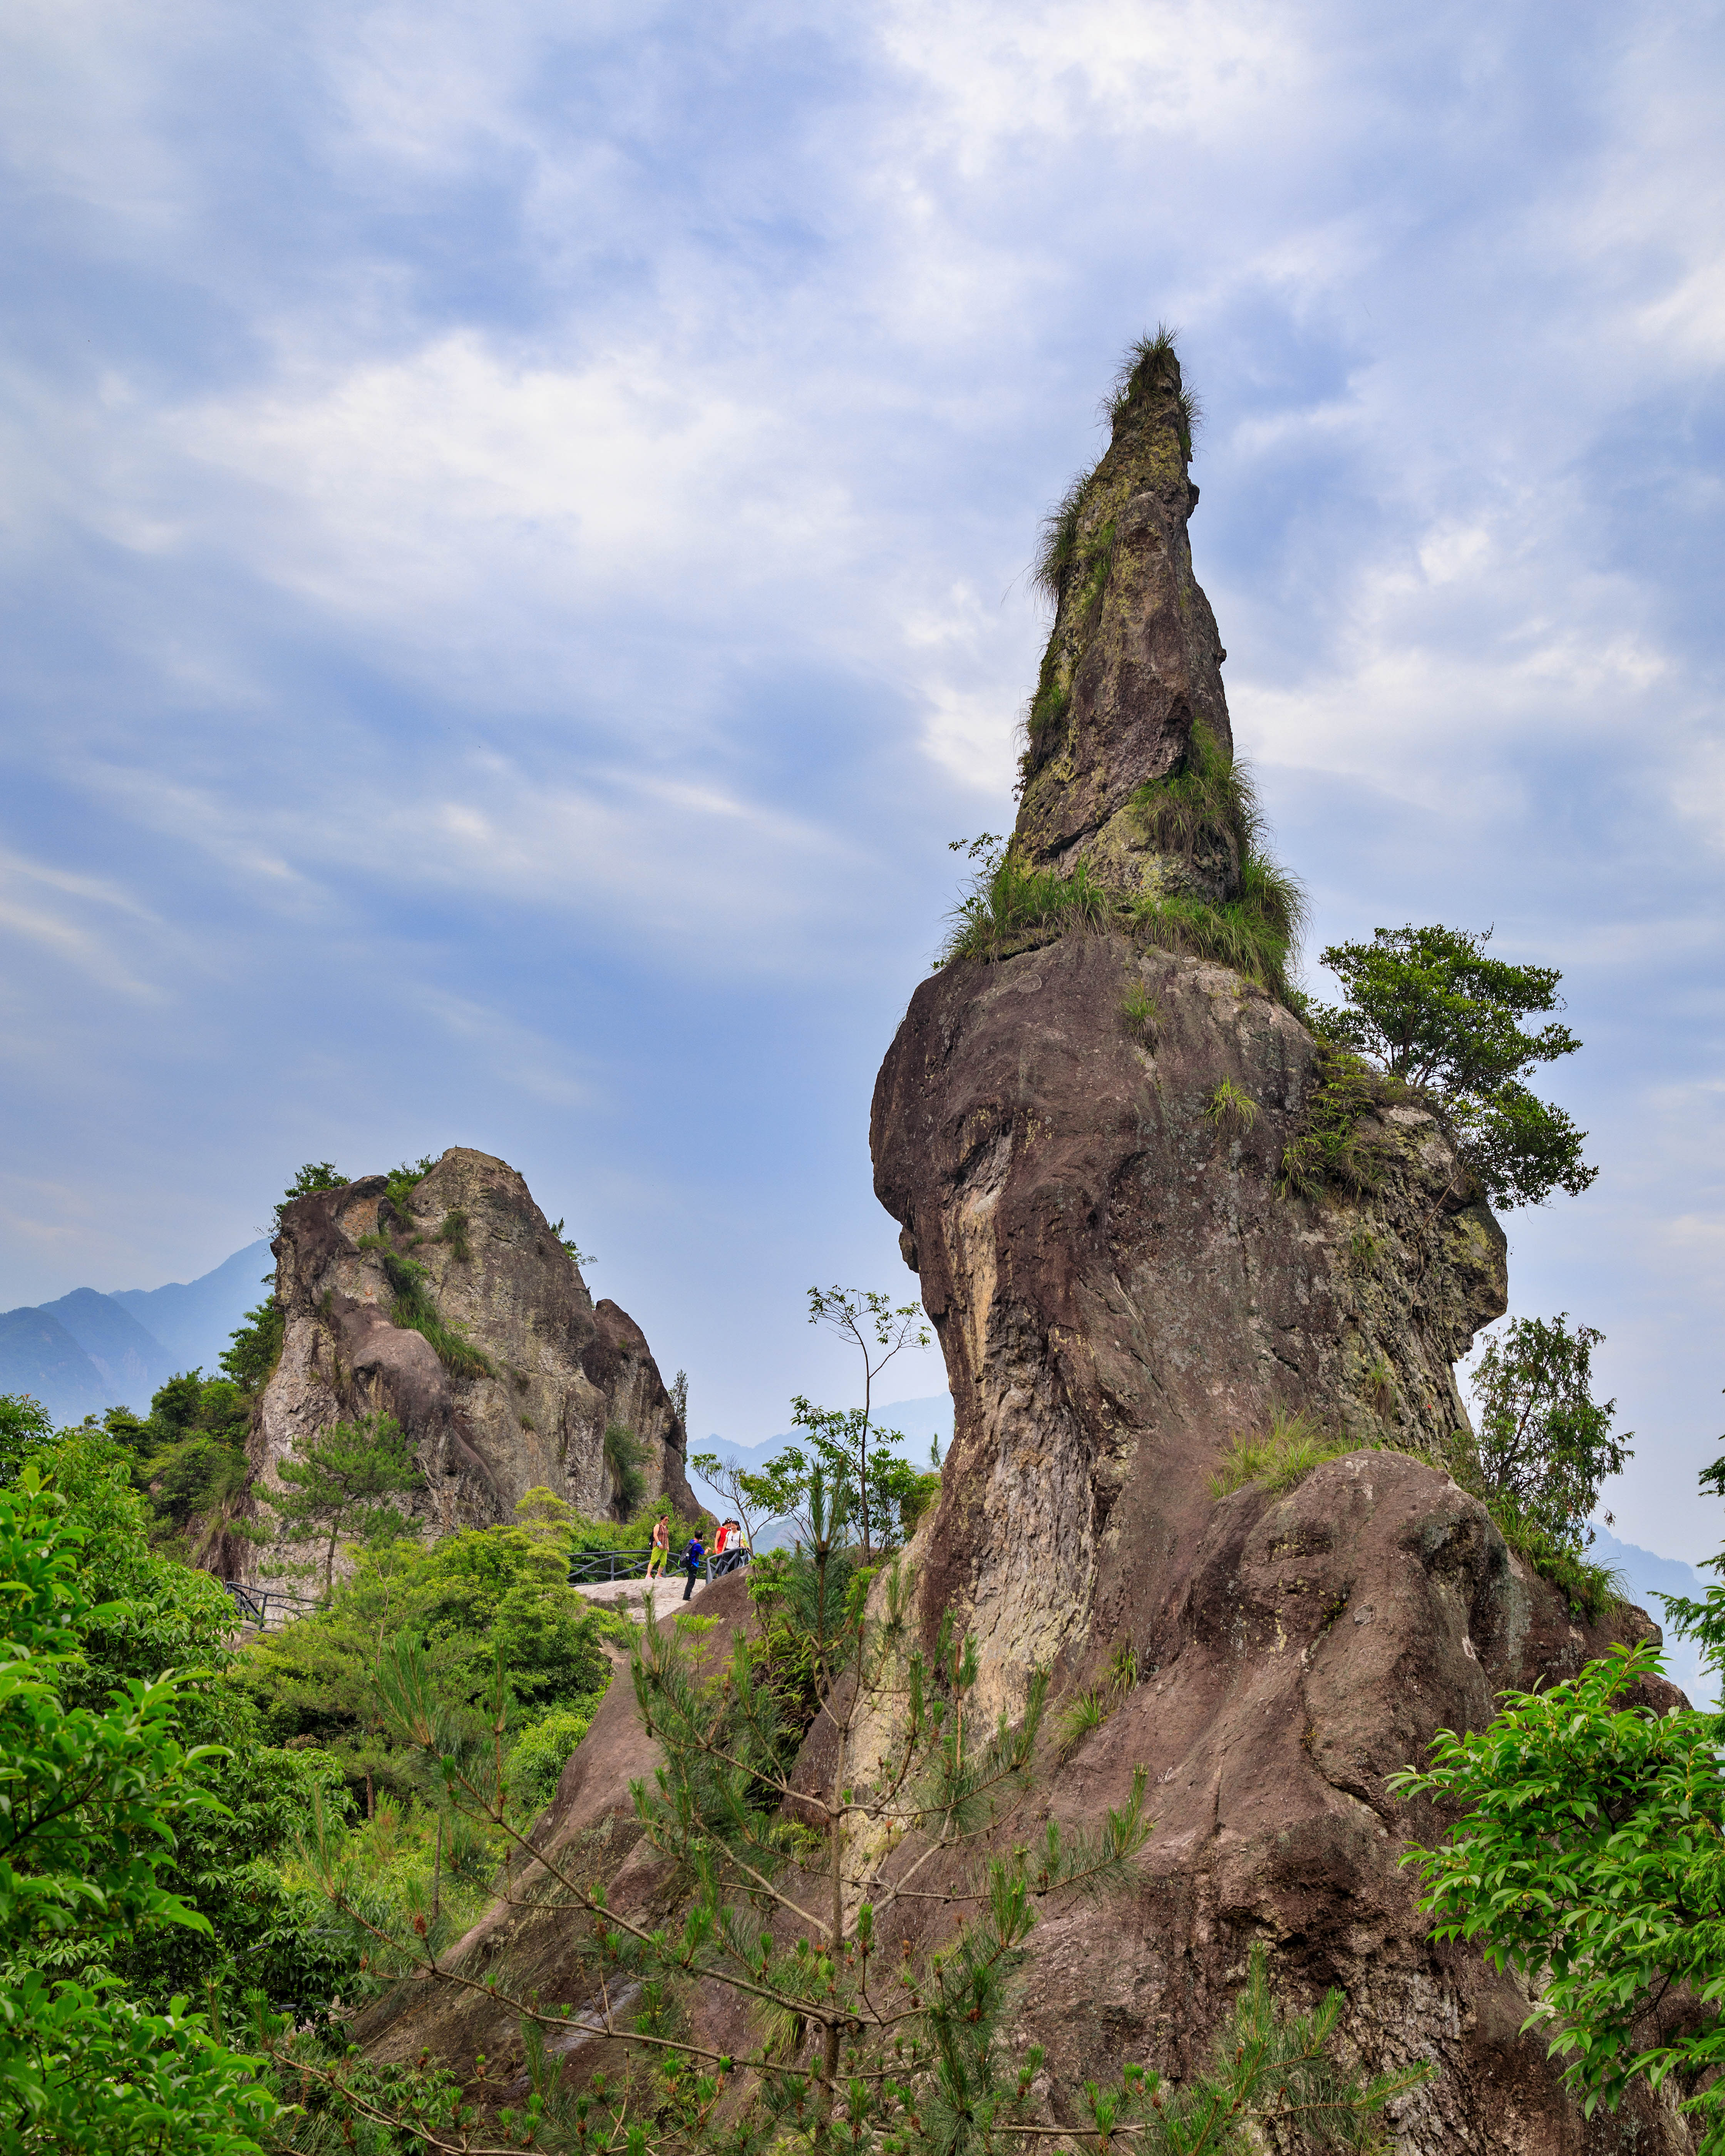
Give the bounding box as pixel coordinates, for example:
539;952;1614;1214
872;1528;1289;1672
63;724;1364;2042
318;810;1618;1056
939;847;1112;964
506;1706;596;1814
1470;1314;1631;1553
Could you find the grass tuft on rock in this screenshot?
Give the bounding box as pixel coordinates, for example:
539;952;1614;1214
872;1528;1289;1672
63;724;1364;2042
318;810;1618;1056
939;851;1112;964
381;1250;493;1379
1210;1411;1360;1496
1212;1412;1626;1622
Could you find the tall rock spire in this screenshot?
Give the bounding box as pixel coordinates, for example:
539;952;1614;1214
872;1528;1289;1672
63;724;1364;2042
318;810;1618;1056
1014;332;1232;899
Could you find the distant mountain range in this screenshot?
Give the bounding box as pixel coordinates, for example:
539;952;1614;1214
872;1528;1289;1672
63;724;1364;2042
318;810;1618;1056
0;1242;272;1423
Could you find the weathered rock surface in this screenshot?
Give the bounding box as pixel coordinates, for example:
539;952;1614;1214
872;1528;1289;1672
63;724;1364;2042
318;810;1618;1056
248;1148;694;1588
870;936;1688;2149
861;336;1690;2150
1016;341;1233;899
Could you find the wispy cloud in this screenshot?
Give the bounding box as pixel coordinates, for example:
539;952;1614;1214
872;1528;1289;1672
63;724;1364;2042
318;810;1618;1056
0;0;1720;1506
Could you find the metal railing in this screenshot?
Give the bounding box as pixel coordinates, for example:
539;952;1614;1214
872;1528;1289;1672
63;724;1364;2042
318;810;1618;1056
566;1545;655;1585
221;1580;318;1631
565;1547;750;1588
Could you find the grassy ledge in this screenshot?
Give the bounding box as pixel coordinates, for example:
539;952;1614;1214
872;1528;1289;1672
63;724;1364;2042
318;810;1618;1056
1211;1411;1624;1622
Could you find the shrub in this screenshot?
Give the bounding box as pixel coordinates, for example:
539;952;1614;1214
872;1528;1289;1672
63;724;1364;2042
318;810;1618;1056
506;1706;596;1814
1470;1314;1631;1551
1306;924;1596;1209
939;849;1112;964
1278;1046;1398;1201
603;1423;648;1518
379;1249;492;1378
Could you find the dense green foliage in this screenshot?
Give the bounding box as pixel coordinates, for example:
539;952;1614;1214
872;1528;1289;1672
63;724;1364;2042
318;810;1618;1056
0;1463;282;2153
1308;923;1595;1208
238;1512;612;1806
1393;1641;1725;2150
5;1424;360;2029
1470;1314;1631;1550
254;1413;424;1594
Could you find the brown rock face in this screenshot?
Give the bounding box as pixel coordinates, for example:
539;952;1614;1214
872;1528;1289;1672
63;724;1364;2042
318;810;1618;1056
871;943;1688;2149
1015;340;1232;899
249;1147;694;1587
864;346;1691;2148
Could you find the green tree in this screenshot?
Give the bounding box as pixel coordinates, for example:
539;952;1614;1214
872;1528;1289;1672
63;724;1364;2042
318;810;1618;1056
257;1413;425;1594
286;1465;1424;2154
0;1464;280;2154
0;1394;53;1486
239;1520;611;1807
805;1285;929;1560
218;1300;284;1397
1468;1314;1631;1550
1308;923;1596;1207
275;1162;345;1228
19;1426;360;2027
1393;1640;1725;2151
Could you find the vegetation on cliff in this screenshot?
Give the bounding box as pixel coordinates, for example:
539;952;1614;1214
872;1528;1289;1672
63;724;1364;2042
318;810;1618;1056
1210;1309;1633;1621
263;1465;1418;2156
1307;923;1596;1207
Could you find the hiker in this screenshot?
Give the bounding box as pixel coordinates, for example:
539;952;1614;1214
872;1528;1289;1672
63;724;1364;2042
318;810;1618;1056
645;1509;670;1580
682;1529;705;1599
716;1518;747;1575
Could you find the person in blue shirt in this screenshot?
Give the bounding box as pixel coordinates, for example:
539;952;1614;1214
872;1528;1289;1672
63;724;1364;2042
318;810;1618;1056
682;1531;705;1600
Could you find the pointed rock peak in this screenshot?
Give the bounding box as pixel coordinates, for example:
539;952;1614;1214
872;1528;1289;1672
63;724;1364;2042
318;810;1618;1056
1013;327;1234;901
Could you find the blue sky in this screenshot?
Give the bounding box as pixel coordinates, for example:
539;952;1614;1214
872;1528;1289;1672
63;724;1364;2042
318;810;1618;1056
2;0;1721;1557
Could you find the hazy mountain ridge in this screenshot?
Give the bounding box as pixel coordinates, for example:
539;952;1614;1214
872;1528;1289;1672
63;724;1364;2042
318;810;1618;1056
0;1240;271;1420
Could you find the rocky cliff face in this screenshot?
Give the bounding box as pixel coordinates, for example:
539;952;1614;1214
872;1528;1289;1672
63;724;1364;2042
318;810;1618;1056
353;357;1688;2152
249;1147;694;1587
1016;336;1233;899
864;348;1690;2149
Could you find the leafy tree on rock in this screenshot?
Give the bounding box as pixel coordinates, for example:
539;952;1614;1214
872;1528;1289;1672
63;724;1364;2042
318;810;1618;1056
1468;1314;1631;1550
1308;923;1596;1208
257;1412;424;1594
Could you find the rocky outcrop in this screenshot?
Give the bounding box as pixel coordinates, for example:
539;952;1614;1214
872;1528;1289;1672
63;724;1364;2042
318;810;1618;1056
248;1148;695;1588
862;343;1690;2149
1015;337;1233;899
870;933;1687;2150
353;352;1688;2152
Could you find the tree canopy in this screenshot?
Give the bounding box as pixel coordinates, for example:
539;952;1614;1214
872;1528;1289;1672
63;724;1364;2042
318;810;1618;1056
1308;922;1596;1208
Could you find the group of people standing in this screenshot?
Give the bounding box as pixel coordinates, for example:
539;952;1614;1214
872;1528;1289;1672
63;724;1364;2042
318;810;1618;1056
645;1510;751;1599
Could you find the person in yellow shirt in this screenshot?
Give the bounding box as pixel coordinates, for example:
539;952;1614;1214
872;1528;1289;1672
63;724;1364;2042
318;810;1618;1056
645;1507;671;1580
